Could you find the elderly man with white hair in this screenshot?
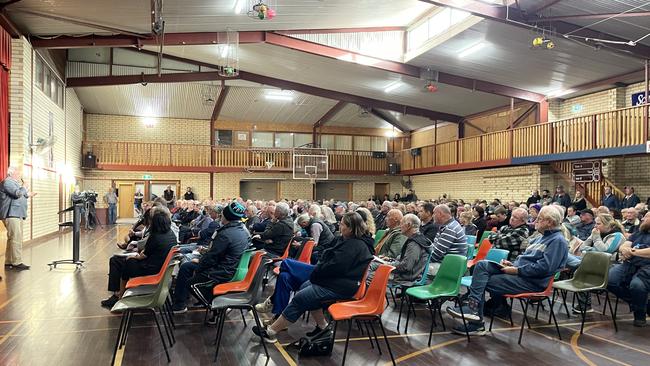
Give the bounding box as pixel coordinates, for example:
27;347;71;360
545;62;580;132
447;205;568;336
0;166;37;270
252;202;294;257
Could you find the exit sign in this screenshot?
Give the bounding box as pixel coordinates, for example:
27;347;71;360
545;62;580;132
142;174;153;180
571;104;583;113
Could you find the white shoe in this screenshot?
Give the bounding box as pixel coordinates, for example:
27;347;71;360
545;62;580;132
255;297;273;313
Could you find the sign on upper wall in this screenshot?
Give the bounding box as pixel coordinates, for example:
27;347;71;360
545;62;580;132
631;91;648;106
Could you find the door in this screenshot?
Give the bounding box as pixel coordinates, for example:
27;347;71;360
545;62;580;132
315;182;351;201
240;180;278;201
118;183;134;219
374;183;390;200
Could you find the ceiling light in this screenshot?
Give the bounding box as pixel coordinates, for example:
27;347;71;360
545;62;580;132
384;82;402;94
458;42;486;58
220;45;230;58
265;94;294;101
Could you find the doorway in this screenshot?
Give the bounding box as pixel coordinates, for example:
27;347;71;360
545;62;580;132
315;182;351;202
118;183;134;219
240;180;279;201
374;183;390;201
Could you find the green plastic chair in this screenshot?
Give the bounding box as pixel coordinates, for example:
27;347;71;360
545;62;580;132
478;230;492;244
552;251;617;334
374;229;387;247
404;254;469;345
110;260;179;365
231;249;254;282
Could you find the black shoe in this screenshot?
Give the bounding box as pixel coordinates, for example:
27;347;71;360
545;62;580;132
306;326;323;337
101;295;119;308
633;319;647;327
12;263;30;270
4;264;12;268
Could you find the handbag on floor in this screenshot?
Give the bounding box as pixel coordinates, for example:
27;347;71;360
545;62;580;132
292;322;335;357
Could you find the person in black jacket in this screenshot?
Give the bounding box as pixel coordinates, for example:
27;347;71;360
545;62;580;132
419;202;439;242
472;206;487;240
622;186;641;209
102;205;177;308
552;185;572;209
252;202;294;257
526;190;541;206
171;202;249;313
253;211;374;343
183;187;195;200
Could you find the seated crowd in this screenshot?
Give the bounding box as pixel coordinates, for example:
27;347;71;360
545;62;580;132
100;185;650;354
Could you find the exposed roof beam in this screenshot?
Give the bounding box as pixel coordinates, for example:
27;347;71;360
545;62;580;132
464;120;486;134
279;26;405;35
0;0;22;10
419;0;650;60
265;32;544;102
526;0;563;15
369;108;410;132
508;103;537;129
211;82;230;123
539;12;650;22
314;101;347;128
238;70;463;122
10;9;147;38
0;10;20;37
66;71;232;87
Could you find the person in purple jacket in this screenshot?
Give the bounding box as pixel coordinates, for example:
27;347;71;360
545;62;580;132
447;205;568;336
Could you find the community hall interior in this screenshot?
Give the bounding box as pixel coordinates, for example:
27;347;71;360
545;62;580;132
1;0;650;365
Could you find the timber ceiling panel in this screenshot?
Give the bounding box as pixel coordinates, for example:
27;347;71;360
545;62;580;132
152;43;512;117
407;19;644;95
7;0;432;35
218;86;339;124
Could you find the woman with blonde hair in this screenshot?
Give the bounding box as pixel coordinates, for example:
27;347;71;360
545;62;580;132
355;207;376;235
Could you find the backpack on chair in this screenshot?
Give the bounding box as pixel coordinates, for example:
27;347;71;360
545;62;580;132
292;322;335;357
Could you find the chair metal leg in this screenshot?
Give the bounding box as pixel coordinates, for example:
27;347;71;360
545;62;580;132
214;309;227;362
240;309;247;327
377;317;396;366
159;307;175;346
508;298;514;326
363;321;374;349
547;297;562;340
251;307;270;358
614;296;619;320
213;310;223;345
389;288;396;305
437;300;445;331
458;298;470;343
517;299;530;345
152;309;171;362
579;301;587;334
534;301;542;320
489;312;495;332
165;296;176;329
341;319;352;366
368;320;382;354
604;292;618;332
119;310;133;348
427;300;435;346
560;290;571;318
519;299;531;329
404;296;412;334
397;295;405;331
111;311;127;366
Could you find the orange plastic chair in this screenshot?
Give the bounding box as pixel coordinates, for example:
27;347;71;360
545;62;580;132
125;247;180;289
273;240;315;276
466;239;492;269
489;277;560;344
270;235;295;263
328;264;396;366
492;227;498;232
213;251;265;296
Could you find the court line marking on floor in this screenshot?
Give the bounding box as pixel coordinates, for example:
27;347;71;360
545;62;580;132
570;324;600;366
564;323;650;357
273;342;298;366
0;228;114;312
387;338;465;365
0;320;23;347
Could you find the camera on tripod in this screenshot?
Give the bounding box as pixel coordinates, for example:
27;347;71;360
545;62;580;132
72;190;98;204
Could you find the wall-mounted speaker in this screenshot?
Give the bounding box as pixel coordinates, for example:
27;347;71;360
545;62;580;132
83;152;97;169
388;163;400;175
410;148;421;156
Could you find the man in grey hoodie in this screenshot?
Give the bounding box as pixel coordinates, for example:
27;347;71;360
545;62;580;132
391;214;433;285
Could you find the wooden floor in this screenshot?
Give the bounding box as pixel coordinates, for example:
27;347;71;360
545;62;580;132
0;225;647;366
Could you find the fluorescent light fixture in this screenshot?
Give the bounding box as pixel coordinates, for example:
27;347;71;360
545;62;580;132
386;130;397;138
143;116;156;127
265;95;294;101
220;45;229;58
384;81;402;94
458;42;486;58
234;0;245;14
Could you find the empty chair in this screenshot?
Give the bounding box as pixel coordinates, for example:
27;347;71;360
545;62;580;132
461;249;509;288
467;240;492;269
328;264;396;366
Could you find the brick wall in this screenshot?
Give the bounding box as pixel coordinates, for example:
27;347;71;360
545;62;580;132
85;114;211;145
7;38;84;241
604;156;650;201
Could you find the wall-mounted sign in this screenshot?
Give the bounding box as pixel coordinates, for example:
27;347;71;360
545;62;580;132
632;91;648;106
142;174;153;180
572;161;601;183
571;104;583;113
238;133;247;141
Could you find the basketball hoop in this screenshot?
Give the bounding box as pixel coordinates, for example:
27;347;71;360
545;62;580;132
308;174;317;185
265;161;275;170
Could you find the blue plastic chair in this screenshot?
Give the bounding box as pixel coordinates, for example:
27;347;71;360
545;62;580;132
461;249;510;287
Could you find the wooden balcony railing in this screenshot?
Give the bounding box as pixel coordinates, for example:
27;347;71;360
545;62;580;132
82;141;392;173
83;105;647;175
400;105;647;172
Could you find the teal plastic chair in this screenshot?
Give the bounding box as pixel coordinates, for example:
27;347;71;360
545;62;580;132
374;229;387;248
461;248;510;287
231;249;254;282
111;260;179;365
466;235;477;246
404;254;469;344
